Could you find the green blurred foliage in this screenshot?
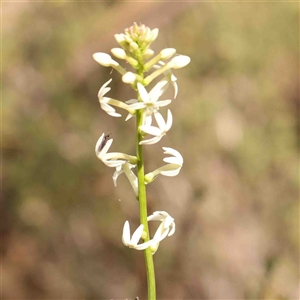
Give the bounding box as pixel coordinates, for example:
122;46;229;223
3;2;299;299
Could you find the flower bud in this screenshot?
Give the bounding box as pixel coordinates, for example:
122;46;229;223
146;28;159;43
170;55;191;69
111;48;126;59
122;72;136;84
143;49;154;59
93;52;119;67
160;48;176;60
114;33;126;44
129;41;139;51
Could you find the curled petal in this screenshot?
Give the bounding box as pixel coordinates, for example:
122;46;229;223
98;79;112;99
100;100;122;117
162;147;183;166
139;135;163;145
95;134;113;159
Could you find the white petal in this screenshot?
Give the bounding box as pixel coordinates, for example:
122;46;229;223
98;79;112;99
139;125;162;136
103;160;126;168
95;133;105;156
144;115;152;127
164;215;174;229
147;214;164;222
131;224;144;246
160;168;180;177
139;135;162;145
155;100;172;107
162;147;183;165
112;166;123;187
137;83;150;103
100;101;122;117
154;112;166;130
125;113;134;121
122;221;130;245
171;81;178;99
149;80;169;102
125;99;138;104
165;110;173;131
168;223;176;236
134;239;154;250
127;102;146;110
107;112;122;117
153;223;169;242
95;137;113;160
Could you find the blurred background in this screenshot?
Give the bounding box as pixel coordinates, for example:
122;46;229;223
2;1;299;299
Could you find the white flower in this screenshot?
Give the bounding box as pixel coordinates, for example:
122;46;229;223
122;221;153;250
122;81;171;121
148;211;175;241
139;110;173;145
147;211;176;254
95;133;137;168
137;82;171;116
144;147;183;183
98;79;144;118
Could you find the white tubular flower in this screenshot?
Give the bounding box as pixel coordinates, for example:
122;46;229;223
98;79;144;118
144;147;183;183
147;211;176;254
95;133;137;168
93;52;126;75
138;82;171;116
122;221;153;250
113;163;138;196
139;110;173;145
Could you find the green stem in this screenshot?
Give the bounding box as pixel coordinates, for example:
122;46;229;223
136;108;156;300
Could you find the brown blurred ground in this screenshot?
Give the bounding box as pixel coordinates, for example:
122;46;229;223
2;2;299;299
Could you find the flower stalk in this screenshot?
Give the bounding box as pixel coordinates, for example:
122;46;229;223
93;23;190;300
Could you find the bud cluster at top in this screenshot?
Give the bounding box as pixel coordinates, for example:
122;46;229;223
114;22;158;61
